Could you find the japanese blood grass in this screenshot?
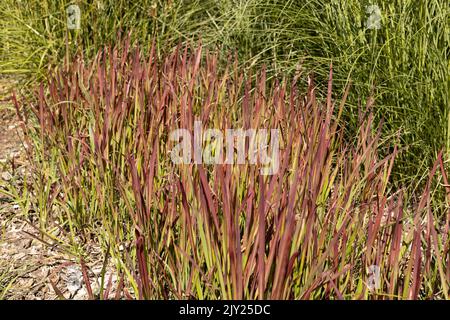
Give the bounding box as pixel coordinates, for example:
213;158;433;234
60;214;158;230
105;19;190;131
14;40;450;299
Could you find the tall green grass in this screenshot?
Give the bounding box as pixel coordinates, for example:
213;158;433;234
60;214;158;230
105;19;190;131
12;39;450;299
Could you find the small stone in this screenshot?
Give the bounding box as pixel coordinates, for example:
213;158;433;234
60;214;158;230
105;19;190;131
1;172;12;181
66;265;83;295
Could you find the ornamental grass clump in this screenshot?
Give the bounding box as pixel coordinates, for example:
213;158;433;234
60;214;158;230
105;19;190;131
14;38;450;299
